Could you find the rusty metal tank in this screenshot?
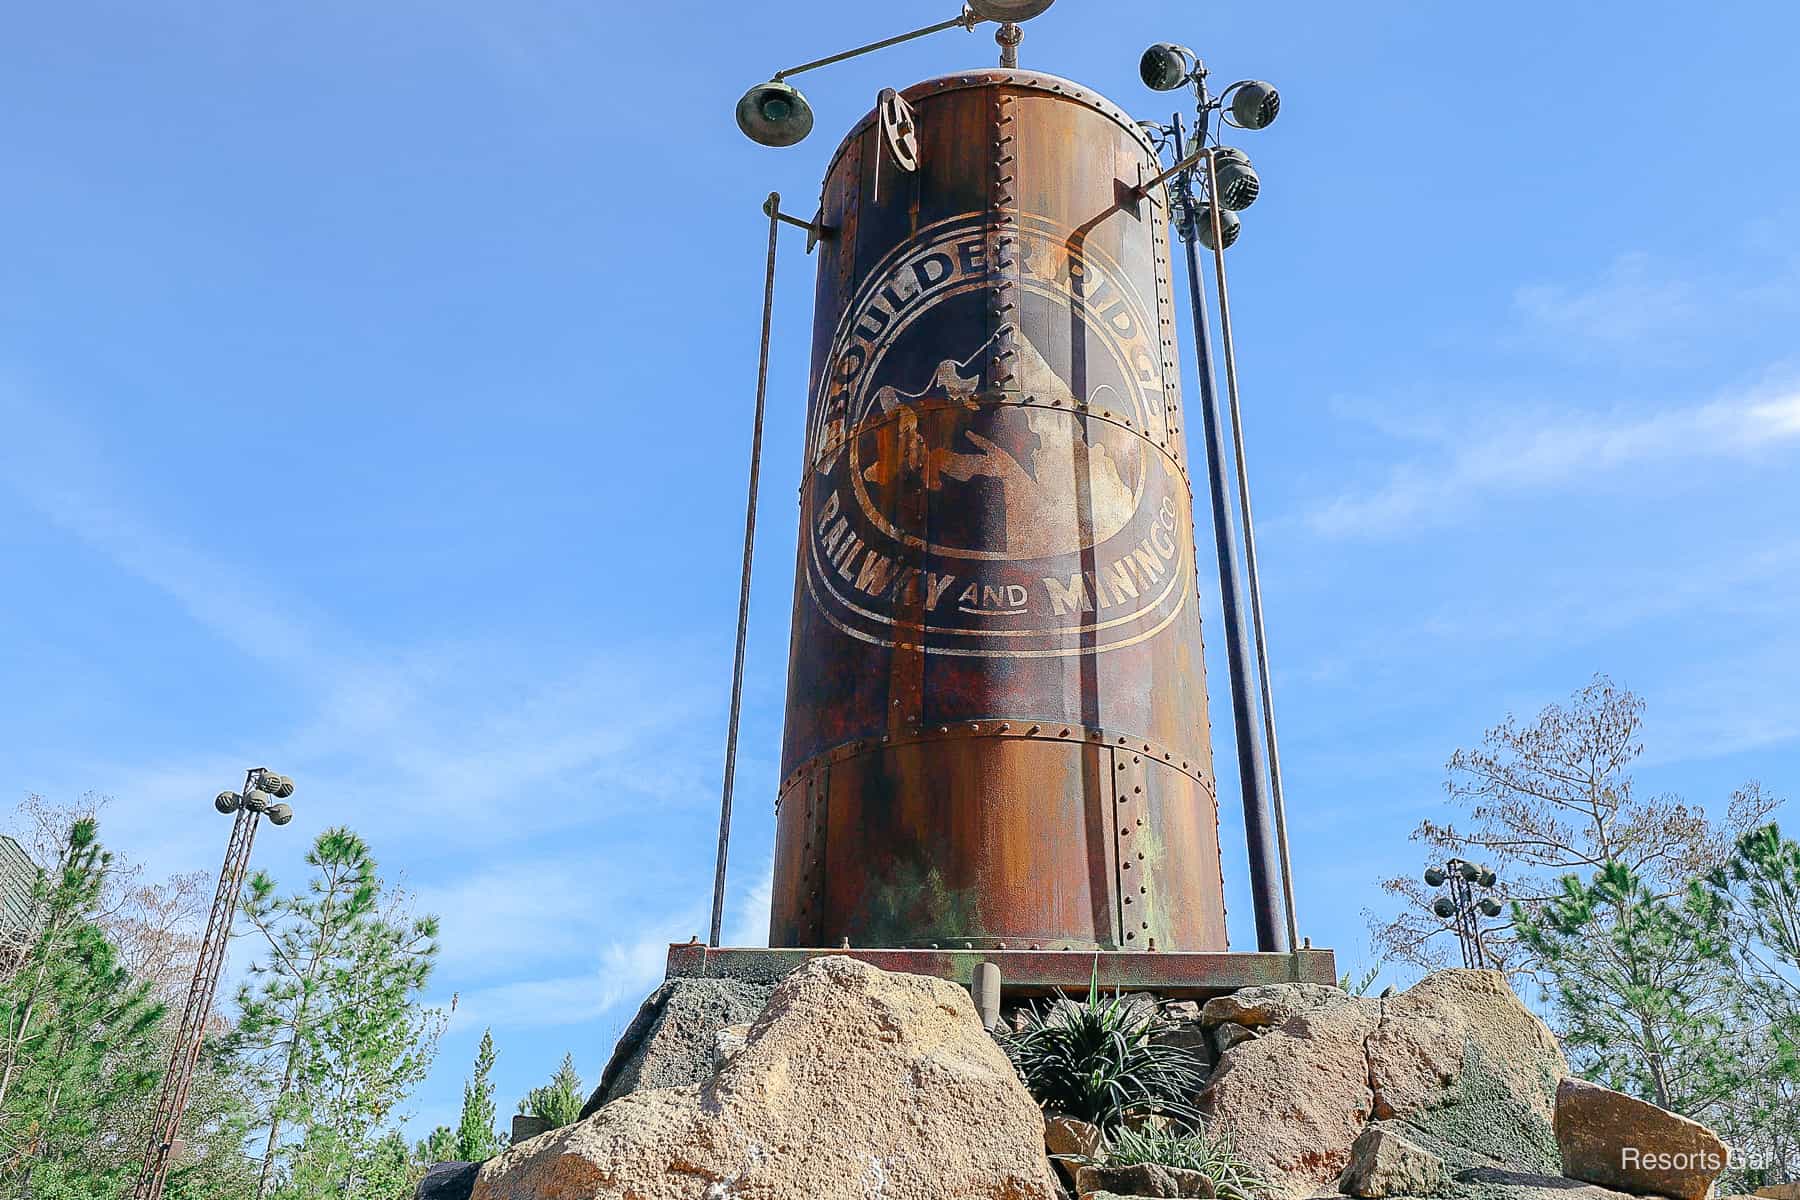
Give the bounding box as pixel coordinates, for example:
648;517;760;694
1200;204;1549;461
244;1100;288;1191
770;68;1227;953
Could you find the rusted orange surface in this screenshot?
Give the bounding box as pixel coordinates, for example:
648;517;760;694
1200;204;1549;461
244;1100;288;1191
773;70;1226;953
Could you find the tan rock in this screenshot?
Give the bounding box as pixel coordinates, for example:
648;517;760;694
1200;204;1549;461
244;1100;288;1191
1555;1077;1731;1200
1199;983;1349;1030
1073;1162;1216;1197
1199;992;1381;1197
1755;1188;1800;1200
1338;1125;1447;1198
472;957;1058;1200
1045;1114;1103;1160
1367;970;1566;1132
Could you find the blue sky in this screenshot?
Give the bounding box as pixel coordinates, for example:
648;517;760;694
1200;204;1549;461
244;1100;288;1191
2;0;1797;1139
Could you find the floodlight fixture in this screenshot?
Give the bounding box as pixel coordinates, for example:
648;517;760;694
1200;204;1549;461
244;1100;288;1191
267;803;294;827
1226;80;1281;130
1211;147;1260;211
261;773;295;799
737;81;816;148
1478;898;1504;918
242;789;270;814
1140;42;1197;92
1457;861;1481;883
215;791;242;815
1478;867;1498;889
1432;898;1457;919
1423;866;1447;888
967;0;1055;20
1196;204;1240;250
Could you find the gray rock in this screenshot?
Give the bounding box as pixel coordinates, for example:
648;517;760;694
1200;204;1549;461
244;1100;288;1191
1454;1167;1653;1200
1339;1125;1448;1197
1200;983;1349;1030
416;1161;477;1200
1213;1022;1258;1055
1074;1162;1215;1198
509;1115;552;1145
578;976;771;1118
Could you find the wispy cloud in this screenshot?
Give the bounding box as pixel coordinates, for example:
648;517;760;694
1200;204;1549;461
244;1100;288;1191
1512;252;1698;351
1309;382;1800;538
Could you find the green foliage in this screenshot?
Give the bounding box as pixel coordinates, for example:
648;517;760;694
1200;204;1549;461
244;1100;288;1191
1103;1124;1271;1200
232;826;443;1199
1339;962;1382;997
415;1124;459;1167
1001;976;1207;1131
455;1029;504;1161
1515;861;1740;1116
0;817;166;1199
519;1053;585;1130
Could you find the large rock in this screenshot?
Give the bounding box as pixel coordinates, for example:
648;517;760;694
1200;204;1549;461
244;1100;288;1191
473;957;1059;1200
1340;1125;1448;1197
1200;991;1381;1196
1756;1189;1800;1200
578;975;771;1118
1555;1077;1731;1200
1200;982;1349;1030
1073;1162;1216;1198
1201;969;1569;1198
415;1161;477;1200
1456;1167;1661;1200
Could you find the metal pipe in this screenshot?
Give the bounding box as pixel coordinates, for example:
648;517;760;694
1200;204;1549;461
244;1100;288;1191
1199;146;1300;955
1171;114;1287;953
774;11;972;81
710;192;782;948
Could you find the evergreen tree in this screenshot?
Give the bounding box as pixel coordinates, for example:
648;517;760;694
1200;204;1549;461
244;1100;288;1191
0;818;165;1198
231;827;442;1199
415;1124;459;1166
454;1029;503;1161
519;1053;584;1129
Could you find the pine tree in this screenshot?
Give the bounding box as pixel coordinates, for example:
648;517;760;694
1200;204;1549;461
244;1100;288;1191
518;1053;584;1129
231;827;442;1199
0;818;165;1198
454;1029;503;1161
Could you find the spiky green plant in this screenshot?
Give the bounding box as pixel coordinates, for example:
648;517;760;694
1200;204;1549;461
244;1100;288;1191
1000;973;1208;1130
1104;1124;1272;1200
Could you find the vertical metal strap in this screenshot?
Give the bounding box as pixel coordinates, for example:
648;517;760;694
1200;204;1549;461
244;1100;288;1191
710;194;782;948
1200;149;1300;954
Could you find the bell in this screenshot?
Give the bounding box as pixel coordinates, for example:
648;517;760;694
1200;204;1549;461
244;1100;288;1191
967;0;1056;20
736;81;815;147
1139;42;1192;92
1211;147;1260;211
1230;80;1281;130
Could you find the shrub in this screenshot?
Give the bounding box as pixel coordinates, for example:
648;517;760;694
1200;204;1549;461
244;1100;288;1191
1105;1124;1272;1200
1001;978;1208;1130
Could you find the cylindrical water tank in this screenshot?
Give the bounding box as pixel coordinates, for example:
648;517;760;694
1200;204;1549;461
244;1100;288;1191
771;69;1227;952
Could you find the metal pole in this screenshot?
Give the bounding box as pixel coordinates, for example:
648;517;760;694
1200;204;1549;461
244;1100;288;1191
710;193;782;948
1170;114;1287;953
134;773;263;1200
775;12;972;80
1199;148;1300;955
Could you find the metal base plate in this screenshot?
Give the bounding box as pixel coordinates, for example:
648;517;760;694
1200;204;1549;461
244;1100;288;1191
667;943;1337;999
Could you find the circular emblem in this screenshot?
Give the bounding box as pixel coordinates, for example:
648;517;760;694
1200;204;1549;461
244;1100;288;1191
804;214;1189;658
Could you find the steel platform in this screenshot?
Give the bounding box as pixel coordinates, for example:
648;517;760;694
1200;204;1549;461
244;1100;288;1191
665;942;1338;1000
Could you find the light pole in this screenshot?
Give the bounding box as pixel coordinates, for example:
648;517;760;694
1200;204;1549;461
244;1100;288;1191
1139;47;1296;954
1424;858;1504;969
133;769;295;1200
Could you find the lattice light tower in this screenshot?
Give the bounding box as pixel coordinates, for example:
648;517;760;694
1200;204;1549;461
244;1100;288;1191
133;768;295;1200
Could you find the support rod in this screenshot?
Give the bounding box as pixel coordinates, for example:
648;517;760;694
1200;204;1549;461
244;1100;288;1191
1200;147;1300;955
1171;114;1287;953
710;192;782;948
774;11;972;81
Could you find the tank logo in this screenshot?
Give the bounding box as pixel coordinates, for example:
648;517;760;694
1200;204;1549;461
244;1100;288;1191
803;213;1189;658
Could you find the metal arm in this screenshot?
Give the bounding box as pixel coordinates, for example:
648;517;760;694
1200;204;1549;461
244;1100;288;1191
774;10;977;82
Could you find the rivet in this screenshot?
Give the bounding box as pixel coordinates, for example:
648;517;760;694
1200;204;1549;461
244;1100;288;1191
1059;728;1071;737
1124;896;1133;905
1134;785;1142;794
1126;932;1136;940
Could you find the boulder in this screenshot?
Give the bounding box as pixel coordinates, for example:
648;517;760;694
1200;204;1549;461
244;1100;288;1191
1044;1113;1104;1160
472;957;1059;1200
1212;1023;1257;1055
1073;1162;1216;1198
415;1161;477;1200
1339;1125;1448;1197
1456;1167;1661;1200
1201;969;1571;1198
1555;1077;1731;1200
578;976;771;1118
1200;982;1349;1030
1200;992;1380;1197
1756;1189;1800;1200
